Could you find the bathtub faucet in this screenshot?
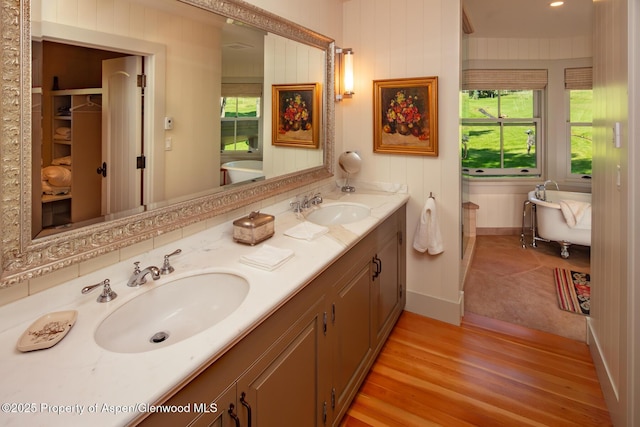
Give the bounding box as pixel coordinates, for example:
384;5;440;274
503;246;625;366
535;180;559;201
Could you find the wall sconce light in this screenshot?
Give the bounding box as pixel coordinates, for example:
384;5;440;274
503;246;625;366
336;47;354;101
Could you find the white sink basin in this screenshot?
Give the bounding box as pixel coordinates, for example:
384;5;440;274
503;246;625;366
305;203;371;226
95;272;249;353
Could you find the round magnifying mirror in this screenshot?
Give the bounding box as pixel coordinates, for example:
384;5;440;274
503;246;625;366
338;151;361;192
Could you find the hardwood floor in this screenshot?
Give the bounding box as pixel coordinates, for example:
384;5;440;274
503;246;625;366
341;311;612;426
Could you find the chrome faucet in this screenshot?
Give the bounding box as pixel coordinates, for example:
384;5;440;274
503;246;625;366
290;200;303;213
540;180;559;201
127;262;161;287
160;249;182;275
535;180;559;201
291;193;322;212
307;193;323;207
82;279;117;303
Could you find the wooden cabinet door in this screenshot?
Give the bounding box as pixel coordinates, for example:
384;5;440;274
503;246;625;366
331;262;372;423
237;297;327;427
191;385;237;427
373;230;400;342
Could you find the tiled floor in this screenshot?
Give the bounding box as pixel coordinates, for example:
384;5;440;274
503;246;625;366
463;234;591;341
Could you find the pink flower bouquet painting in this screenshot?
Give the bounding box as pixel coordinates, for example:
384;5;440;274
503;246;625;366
373;77;438;156
272;83;320;148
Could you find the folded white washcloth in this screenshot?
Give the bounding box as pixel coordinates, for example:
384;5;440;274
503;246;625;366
559;200;592;229
284;221;329;241
413;197;444;255
240;244;294;271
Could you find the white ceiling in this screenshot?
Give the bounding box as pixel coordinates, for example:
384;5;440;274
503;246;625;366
463;0;593;39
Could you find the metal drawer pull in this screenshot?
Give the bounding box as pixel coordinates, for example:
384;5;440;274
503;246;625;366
240;392;252;427
228;403;240;427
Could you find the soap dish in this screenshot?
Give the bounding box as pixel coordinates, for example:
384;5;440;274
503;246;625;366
16;310;78;352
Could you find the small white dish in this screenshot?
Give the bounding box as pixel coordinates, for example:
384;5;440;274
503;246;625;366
16;310;78;352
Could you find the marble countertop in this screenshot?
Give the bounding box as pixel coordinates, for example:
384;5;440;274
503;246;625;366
0;186;408;426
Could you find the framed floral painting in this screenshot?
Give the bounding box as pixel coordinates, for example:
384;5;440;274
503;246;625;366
373;77;438;156
272;83;320;148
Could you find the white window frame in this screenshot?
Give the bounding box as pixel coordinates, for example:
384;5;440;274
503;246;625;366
564;88;593;182
220;96;262;153
461;90;543;177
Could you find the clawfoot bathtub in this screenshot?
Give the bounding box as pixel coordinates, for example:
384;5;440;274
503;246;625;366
221;160;264;184
523;190;591;258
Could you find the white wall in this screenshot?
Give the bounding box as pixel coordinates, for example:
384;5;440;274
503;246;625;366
340;0;462;324
243;0;343;42
262;34;325;179
589;0;639;425
464;36;592;61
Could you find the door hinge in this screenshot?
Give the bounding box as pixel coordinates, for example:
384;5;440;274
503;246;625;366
137;73;147;88
398;231;403;245
136;155;146;169
331;387;336;409
331;303;336;324
323;401;327;423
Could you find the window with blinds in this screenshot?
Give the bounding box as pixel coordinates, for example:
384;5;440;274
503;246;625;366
221;83;262;152
461;69;546;176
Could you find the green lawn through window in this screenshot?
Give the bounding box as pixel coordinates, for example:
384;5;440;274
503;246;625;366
462;90;592;176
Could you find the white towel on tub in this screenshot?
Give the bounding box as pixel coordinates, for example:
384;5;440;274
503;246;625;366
413;197;444;255
559;199;592;229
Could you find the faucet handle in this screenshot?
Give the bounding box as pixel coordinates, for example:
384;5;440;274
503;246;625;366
133;261;141;274
82;279;117;303
97;280;118;303
310;193;323;206
161;249;182;275
290;200;302;213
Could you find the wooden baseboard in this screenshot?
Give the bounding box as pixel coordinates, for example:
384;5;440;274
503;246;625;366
477;227;521;236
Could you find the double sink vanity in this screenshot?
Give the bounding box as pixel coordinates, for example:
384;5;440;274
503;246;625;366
0;186;408;426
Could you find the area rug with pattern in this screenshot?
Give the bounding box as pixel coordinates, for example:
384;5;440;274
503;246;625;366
553;268;590;315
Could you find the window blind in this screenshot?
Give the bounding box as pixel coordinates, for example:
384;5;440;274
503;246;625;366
221;83;262;97
564;67;592;90
462;69;548;90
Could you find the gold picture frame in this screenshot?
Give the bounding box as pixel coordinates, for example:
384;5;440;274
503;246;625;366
373;77;438;156
272;83;320;148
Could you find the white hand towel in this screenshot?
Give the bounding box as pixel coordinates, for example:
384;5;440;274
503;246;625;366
240;244;294;271
413;197;444;255
559;200;592;229
284;221;329;240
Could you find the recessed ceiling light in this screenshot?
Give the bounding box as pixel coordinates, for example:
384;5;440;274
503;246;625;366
550;1;564;6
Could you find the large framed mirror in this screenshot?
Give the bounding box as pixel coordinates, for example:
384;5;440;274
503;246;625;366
0;0;335;288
